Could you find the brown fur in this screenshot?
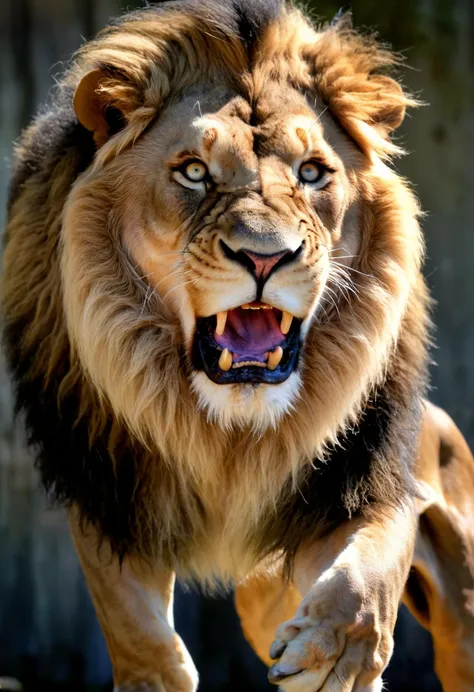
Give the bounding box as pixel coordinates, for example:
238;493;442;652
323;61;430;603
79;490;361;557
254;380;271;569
1;1;439;688
3;1;428;580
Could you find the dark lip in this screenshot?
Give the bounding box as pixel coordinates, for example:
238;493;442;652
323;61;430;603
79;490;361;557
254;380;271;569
191;314;302;385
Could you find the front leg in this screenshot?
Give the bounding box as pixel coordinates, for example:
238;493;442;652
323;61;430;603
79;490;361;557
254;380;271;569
68;508;198;692
268;503;416;692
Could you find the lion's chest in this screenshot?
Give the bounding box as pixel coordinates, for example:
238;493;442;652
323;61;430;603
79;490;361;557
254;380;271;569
161;457;292;584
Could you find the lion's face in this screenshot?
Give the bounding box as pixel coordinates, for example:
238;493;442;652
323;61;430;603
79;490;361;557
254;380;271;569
60;5;421;446
116;82;360;425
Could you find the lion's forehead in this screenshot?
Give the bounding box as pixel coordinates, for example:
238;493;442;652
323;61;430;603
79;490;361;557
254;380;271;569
150;81;335;188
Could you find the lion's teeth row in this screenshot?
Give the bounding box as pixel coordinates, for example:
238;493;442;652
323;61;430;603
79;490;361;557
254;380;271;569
241;303;273;310
215;309;294;337
218;346;283;372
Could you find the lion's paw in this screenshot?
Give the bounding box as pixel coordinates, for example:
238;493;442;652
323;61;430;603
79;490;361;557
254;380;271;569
114;641;198;692
115;669;196;692
115;681;191;692
267;569;393;691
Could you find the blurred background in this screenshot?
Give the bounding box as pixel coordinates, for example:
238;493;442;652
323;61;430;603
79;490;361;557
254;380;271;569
1;0;473;690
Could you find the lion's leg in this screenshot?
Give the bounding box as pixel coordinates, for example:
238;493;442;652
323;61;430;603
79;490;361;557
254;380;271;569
237;404;474;692
236;568;302;667
68;508;198;692
404;508;474;692
403;403;474;692
266;504;416;692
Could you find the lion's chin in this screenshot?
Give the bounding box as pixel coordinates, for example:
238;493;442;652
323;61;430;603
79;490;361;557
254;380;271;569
191;370;302;431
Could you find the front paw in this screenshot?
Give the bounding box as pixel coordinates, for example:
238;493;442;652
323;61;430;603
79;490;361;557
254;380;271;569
268;567;394;691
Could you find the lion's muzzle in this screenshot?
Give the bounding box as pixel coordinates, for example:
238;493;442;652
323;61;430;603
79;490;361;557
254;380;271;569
191;232;306;385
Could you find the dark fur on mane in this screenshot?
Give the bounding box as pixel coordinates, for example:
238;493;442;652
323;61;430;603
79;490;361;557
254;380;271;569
113;0;283;47
2;0;429;574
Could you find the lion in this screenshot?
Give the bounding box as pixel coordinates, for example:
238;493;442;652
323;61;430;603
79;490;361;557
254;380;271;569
2;0;474;690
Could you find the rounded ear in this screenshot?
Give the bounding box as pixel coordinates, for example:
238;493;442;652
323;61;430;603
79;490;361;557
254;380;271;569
74;69;126;147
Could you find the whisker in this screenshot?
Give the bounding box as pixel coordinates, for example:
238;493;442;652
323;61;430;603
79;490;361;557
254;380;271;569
194;100;203;118
328;275;360;303
131;250;189;277
142;250;186;259
139;285;153;318
139;268;194;315
136;271;155;281
321;286;342;319
152;268;193;292
337;265;375;280
329;259;375;283
308;106;329;133
328;254;359;260
162;279;198;302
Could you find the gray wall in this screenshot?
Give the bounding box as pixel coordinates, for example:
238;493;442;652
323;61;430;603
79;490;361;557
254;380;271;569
1;0;473;690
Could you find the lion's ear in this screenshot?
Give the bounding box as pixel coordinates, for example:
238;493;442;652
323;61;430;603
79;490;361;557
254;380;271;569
74;68;127;148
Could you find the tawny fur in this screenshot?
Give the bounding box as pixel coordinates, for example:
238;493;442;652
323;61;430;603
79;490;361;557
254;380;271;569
2;1;429;584
236;401;474;691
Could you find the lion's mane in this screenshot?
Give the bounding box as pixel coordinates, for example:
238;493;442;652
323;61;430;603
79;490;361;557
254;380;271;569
2;0;430;582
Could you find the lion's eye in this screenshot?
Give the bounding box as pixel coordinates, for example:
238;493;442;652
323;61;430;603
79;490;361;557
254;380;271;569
299;161;324;184
182;160;208;182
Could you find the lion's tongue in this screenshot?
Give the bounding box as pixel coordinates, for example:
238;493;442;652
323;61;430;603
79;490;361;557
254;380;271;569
215;308;284;362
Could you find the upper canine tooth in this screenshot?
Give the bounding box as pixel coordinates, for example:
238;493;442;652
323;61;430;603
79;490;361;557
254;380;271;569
280;311;293;335
218;348;232;372
267;346;283;371
216;311;227;336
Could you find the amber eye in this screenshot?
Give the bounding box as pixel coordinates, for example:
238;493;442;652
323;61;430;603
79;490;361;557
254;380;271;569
299;160;324;184
182;160;208;182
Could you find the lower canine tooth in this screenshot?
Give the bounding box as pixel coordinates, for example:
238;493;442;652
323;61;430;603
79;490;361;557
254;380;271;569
216;311;227;336
280;311;293;335
267;346;283;371
218;348;232;371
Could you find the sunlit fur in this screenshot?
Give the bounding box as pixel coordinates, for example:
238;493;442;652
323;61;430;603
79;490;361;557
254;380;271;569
2;1;429;582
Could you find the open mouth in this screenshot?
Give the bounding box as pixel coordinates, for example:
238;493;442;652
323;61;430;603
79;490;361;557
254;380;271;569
192;303;301;384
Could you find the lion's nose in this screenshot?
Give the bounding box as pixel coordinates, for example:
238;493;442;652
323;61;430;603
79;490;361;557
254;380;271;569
220;241;303;283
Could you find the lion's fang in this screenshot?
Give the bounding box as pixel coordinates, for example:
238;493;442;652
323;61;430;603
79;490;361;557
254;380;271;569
280;312;293;335
218;348;232;371
215;311;228;336
267;346;284;370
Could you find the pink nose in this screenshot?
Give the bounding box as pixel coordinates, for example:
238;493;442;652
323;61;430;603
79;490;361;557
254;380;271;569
239;250;291;282
220;240;304;284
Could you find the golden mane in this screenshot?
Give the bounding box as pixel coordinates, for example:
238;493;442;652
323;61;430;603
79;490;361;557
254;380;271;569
65;4;417;164
2;0;429;581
